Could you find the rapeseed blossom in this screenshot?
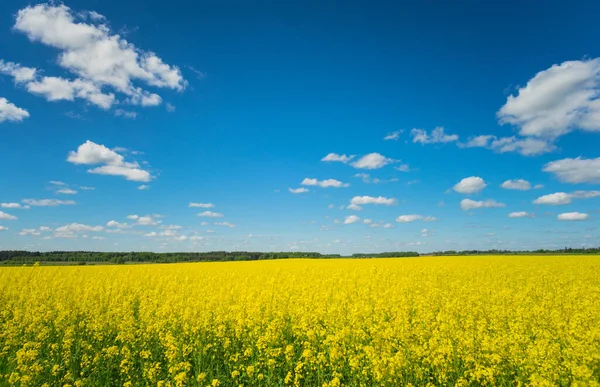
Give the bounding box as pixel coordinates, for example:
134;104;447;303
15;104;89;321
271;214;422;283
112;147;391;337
0;255;599;386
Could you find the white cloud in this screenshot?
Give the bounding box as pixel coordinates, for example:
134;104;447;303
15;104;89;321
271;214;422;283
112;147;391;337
137;185;150;190
344;215;360;224
13;3;186;108
534;184;544;189
501;179;531;190
289;187;309;194
0;97;30;123
453;176;487;194
383;223;394;228
348;196;396;210
384;130;402;140
396;214;422;223
557;212;589;221
351;153;394;169
301;178;349;188
189;202;214;208
215;222;236;228
22;199;75;206
67;140;151;182
1;203;25;209
92;236;106;240
411;127;458;144
422;216;438;222
508;211;533;218
166;103;176;112
0;211;17;220
0;226;8;231
200;221;209;226
321;153;354;163
543;157;600;184
57;188;77;195
19;228;40;236
25;76;115;108
126;215;139;220
460;199;505;210
533;191;600;205
115;109;137;119
106;220;132;228
197;211;224;218
54;223;103;238
136;216;160;226
395;164;411;172
363;219;372;224
460;135;555;156
497;59;600;139
0;60;37;82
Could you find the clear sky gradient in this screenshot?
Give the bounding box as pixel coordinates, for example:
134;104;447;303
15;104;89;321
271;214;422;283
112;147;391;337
1;0;599;253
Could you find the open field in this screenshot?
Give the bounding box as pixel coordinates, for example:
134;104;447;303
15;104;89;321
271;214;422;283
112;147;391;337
1;256;599;386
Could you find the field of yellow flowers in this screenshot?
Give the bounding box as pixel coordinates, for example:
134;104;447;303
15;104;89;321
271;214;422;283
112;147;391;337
1;255;599;386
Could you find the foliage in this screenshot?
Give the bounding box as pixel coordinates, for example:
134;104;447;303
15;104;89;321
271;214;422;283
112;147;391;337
1;256;599;386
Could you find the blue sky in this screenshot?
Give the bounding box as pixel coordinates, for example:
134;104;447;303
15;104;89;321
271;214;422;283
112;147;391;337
1;0;599;254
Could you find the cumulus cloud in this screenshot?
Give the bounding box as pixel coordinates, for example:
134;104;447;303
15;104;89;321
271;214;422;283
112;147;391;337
508;211;534;218
0;97;30;123
22;199;75;206
0;211;17;220
351;153;394;169
453;177;487;194
411;127;458;144
54;223;103;238
347;195;396;210
321;153;354;163
501;179;531;190
498;59;600;139
215;221;236;228
344;215;360;224
301;178;349;188
106;220;132;228
543;157;600;184
12;3;186;108
460;135;556;156
189;202;214;208
396;214;422;223
289;187;309;194
384;130;402;140
197;211;224;218
557;212;589;221
1;203;27;209
67;140;151;182
533;190;600;205
460;199;505;210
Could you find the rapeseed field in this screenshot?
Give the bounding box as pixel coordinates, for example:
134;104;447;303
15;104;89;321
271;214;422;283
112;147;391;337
1;256;599;386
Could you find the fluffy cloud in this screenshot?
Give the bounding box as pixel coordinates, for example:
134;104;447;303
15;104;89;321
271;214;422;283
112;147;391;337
453;177;487;194
460;199;505;210
460;135;555;156
57;188;77;195
19;228;41;236
106;220;132;228
197;211;224;218
348;195;396;210
351;153;394;169
26;76;115;108
396;215;422;223
384;130;402;140
344;215;360;224
12;3;186;108
289;187;309;194
1;203;27;209
0;97;30;123
321;153;354;163
508;211;533;218
533;190;600;205
411;127;458;144
215;222;236;228
0;60;37;82
189;202;214;208
543;157;600;184
67;140;151;182
54;223;103;238
0;211;17;220
22;199;75;206
301;178;349;188
126;214;161;226
0;226;8;231
501;179;531;190
497;59;600;139
557;212;589;221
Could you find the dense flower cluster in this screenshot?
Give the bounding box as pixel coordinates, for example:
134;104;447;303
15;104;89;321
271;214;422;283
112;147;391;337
1;256;599;386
